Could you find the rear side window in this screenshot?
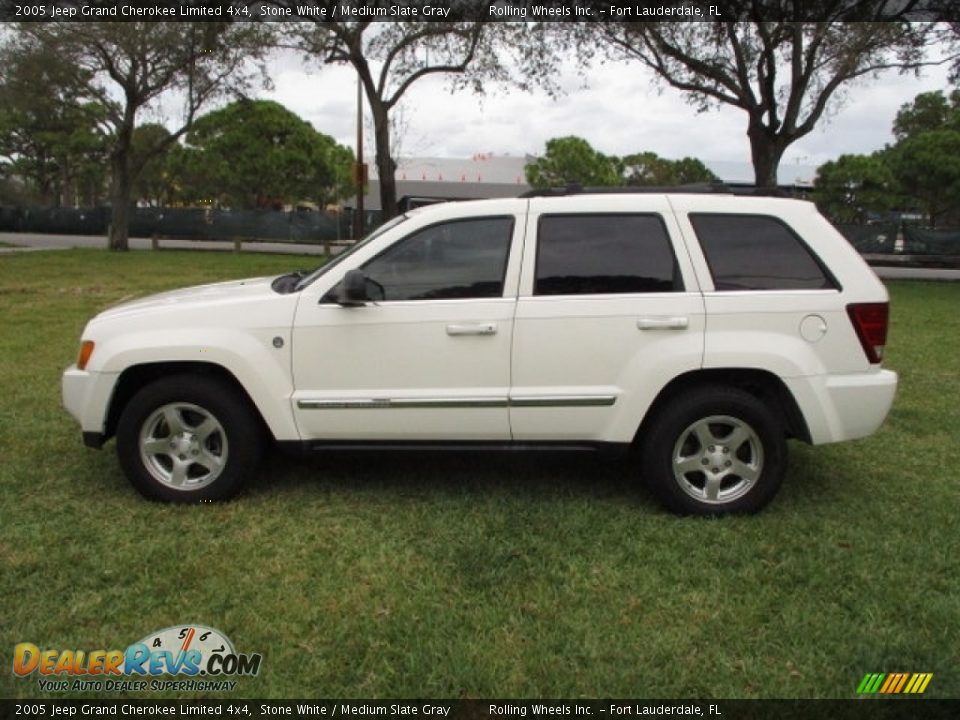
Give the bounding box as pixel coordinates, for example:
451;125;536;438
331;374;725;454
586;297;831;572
535;214;681;295
689;214;836;291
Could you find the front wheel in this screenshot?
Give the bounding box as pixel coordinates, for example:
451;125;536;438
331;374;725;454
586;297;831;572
116;374;263;502
641;386;786;515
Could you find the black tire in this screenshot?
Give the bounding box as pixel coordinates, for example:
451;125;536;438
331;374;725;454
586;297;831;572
116;374;263;502
641;385;786;516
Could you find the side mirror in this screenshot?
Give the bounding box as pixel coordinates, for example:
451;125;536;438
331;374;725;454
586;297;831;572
336;268;370;306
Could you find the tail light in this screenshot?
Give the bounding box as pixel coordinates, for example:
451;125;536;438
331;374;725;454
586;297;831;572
846;303;888;364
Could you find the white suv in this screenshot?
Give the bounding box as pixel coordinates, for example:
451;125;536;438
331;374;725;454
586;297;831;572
62;191;897;514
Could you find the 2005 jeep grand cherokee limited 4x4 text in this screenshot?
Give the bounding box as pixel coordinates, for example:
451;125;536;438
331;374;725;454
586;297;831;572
63;190;897;515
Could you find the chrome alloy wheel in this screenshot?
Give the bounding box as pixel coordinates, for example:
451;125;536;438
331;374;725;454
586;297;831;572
138;402;228;491
671;415;763;505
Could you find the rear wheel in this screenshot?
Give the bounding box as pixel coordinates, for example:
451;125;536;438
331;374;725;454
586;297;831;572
642;386;786;515
116;374;263;502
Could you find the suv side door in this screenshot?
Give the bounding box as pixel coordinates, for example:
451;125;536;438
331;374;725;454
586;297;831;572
291;206;524;442
509;196;706;445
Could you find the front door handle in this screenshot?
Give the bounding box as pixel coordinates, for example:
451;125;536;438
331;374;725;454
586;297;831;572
637;316;689;331
446;322;497;336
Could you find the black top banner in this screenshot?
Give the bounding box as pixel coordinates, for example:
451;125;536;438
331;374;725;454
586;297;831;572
1;0;958;22
1;700;960;720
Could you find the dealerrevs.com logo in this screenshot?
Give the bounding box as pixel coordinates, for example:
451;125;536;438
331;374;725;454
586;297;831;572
12;625;262;693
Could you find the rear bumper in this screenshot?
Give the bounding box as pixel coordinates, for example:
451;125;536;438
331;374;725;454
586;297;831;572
786;369;898;445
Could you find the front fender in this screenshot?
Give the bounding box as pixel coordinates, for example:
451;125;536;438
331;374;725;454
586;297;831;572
92;328;300;442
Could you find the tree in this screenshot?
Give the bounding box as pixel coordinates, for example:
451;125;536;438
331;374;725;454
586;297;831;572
590;11;941;188
889;130;960;227
131;124;174;208
286;20;520;219
892;89;960;140
884;88;960;226
671;157;721;185
622;152;719;186
170;99;353;209
526;136;622;188
0;36;110;206
162;142;212;209
810;87;960;226
526;137;718;189
813;153;898;224
11;23;269;249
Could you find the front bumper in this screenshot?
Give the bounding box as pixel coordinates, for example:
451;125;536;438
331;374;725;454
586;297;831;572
83;431;107;448
62;365;119;445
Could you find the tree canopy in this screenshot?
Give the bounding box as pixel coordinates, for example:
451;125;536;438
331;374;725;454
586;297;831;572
889;129;960;227
526;136;719;190
622;152;719;186
526;136;622;188
812;153;899;224
285;20;537;221
814;87;960;226
8;22;269;249
893;89;960;140
590;11;943;188
0;36;109;206
170;99;353;210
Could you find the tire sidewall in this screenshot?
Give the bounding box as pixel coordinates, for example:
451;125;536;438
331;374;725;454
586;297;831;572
116;375;262;502
643;386;786;516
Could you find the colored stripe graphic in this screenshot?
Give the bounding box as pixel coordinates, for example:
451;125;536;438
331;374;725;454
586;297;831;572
857;673;885;693
879;674;896;693
858;672;932;694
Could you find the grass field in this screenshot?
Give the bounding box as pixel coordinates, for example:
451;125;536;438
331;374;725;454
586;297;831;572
1;248;958;700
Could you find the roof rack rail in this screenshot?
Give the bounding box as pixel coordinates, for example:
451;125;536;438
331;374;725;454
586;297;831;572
518;183;792;199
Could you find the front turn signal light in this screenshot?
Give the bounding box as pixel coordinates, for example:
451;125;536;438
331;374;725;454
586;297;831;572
77;341;95;370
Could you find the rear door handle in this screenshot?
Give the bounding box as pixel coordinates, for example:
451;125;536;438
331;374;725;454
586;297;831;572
446;322;497;336
637;316;689;330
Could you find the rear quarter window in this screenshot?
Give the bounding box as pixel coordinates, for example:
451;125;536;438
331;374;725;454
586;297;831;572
689;214;837;291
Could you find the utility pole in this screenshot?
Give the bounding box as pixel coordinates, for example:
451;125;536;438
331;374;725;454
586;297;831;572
354;75;365;240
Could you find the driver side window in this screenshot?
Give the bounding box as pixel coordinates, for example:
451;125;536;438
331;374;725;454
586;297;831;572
360;216;514;301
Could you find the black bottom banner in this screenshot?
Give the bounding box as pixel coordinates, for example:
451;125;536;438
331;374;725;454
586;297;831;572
3;700;960;720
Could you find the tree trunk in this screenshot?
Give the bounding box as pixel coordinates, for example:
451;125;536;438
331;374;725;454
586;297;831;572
38;183;54;207
929;198;941;229
58;158;69;208
37;171;55;207
108;150;132;251
747;121;786;190
108;115;136;251
371;100;398;221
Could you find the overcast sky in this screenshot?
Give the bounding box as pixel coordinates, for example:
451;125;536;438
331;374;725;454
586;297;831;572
245;39;954;172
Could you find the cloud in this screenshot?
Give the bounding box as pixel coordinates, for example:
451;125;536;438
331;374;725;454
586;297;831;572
252;45;955;169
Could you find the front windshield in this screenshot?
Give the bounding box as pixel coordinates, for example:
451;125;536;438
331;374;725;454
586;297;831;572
294;214;409;291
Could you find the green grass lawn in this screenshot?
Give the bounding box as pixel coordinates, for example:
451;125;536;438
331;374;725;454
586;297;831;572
1;249;958;700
